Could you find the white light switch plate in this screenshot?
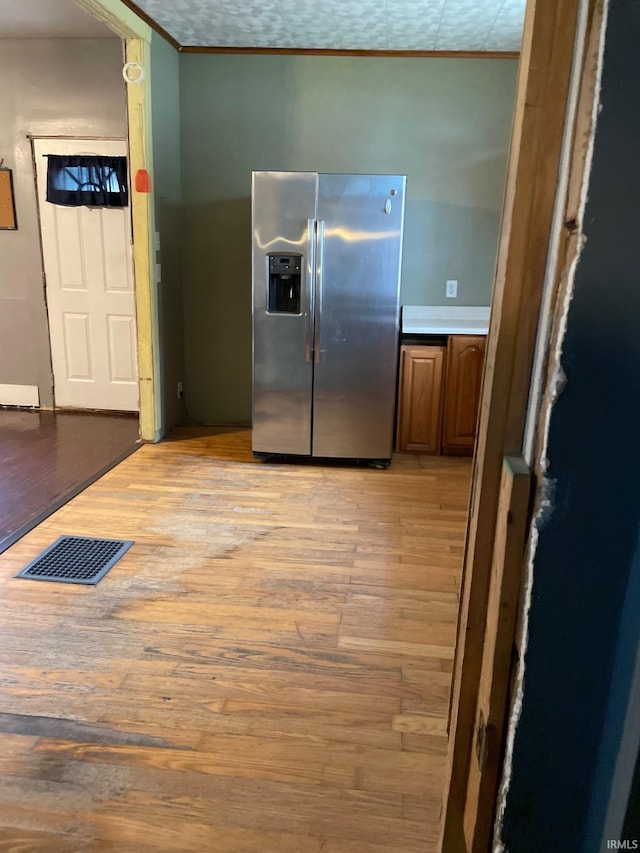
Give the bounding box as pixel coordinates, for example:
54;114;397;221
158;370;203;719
446;280;458;298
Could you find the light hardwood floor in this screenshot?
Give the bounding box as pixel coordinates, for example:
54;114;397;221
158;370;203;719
0;427;471;851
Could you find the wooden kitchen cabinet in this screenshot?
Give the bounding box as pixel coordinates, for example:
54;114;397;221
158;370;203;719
396;345;445;454
442;335;486;456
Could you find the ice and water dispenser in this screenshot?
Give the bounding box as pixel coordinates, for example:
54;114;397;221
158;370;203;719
267;253;302;314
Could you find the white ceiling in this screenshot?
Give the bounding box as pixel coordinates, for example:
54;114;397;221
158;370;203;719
0;0;525;50
134;0;526;51
0;0;115;39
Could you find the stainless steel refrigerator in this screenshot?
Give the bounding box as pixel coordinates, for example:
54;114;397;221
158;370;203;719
251;170;406;465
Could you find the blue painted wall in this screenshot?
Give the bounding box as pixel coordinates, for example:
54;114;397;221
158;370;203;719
501;1;640;849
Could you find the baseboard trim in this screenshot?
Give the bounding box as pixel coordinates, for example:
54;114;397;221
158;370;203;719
0;384;39;407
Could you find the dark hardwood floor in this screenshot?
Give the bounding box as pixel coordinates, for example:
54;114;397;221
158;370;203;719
0;409;140;554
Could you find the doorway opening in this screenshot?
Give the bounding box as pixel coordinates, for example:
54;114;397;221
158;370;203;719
0;0;605;848
0;3;146;554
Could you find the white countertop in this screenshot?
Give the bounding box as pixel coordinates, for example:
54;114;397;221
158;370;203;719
402;305;490;336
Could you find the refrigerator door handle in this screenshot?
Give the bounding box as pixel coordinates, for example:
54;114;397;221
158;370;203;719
305;218;316;362
314;219;325;364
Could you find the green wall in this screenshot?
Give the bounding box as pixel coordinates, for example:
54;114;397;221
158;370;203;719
179;54;517;424
150;31;185;432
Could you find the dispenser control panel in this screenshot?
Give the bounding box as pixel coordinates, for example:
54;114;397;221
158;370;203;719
269;256;302;275
267;252;302;315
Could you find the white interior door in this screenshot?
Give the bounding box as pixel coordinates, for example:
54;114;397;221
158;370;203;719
34;138;139;412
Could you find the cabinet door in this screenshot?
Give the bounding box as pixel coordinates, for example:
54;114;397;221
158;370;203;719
396;345;445;454
442;335;486;455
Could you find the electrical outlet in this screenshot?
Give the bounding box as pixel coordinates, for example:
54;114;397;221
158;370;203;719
446;279;458;298
177;381;184;400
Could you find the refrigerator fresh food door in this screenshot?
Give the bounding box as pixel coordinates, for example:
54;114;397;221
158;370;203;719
252;171;318;455
312;174;406;459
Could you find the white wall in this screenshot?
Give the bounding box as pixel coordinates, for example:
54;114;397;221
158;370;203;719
0;38;126;407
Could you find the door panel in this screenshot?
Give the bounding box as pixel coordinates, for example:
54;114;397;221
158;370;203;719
58;208;85;287
312;174;405;459
64;314;92;380
34;138;138;411
107;315;137;382
103;214;134;293
252;171;317;456
442;335;486;455
396;345;445;454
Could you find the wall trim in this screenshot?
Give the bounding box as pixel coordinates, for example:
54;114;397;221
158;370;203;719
72;0;160;441
179;47;520;58
126;37;160;441
0;385;40;408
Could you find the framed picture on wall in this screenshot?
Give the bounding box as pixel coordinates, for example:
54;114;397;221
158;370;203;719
0;165;17;230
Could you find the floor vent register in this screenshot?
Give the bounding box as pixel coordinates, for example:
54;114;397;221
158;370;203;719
14;535;133;585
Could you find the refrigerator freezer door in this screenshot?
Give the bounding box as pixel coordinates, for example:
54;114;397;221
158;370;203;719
312;174;406;459
252;171;318;455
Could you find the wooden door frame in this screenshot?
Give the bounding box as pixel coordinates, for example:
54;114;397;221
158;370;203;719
441;0;607;850
71;0;159;441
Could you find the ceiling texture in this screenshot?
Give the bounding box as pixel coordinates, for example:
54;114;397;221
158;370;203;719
0;0;525;51
132;0;526;52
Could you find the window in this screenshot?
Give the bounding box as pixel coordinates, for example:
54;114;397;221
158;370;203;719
46;155;128;208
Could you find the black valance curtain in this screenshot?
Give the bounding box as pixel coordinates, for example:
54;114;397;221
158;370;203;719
46;155;128;208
